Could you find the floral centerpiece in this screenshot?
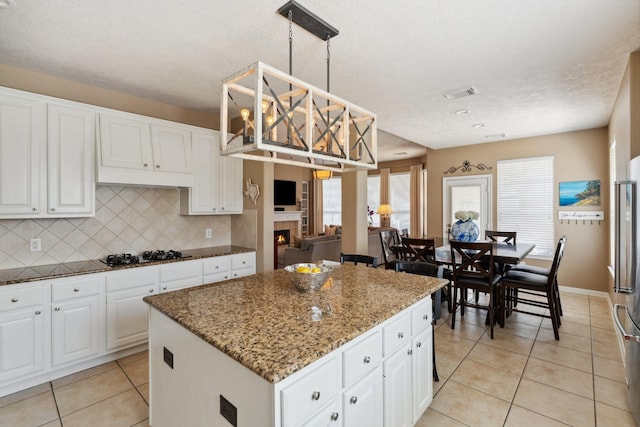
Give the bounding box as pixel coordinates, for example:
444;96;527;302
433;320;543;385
367;205;374;224
451;210;480;241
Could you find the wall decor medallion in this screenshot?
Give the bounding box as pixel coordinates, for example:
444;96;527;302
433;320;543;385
444;160;493;174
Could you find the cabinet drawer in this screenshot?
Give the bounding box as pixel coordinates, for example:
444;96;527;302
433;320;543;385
231;266;255;278
52;276;101;302
342;330;382;387
231;252;255;270
411;298;432;335
158;260;201;283
382;311;412;356
202;256;231;275
0;285;45;311
281;357;339;427
105;267;157;292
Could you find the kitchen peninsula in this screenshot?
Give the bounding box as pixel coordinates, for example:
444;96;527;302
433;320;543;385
144;264;447;427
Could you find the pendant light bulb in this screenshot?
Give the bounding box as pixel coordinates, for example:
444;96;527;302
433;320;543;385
261;100;270;113
240;108;250;121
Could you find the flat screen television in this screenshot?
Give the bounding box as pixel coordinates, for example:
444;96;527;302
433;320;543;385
274;180;297;206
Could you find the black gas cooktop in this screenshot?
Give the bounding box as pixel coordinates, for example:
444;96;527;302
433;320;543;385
102;250;188;267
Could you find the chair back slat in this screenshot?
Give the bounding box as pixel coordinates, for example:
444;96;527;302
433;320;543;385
485;230;517;245
401;237;436;263
450;241;495;281
340;253;378;268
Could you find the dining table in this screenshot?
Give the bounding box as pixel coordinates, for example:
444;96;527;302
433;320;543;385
434;239;536;266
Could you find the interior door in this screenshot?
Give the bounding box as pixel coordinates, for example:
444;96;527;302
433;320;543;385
442;175;492;239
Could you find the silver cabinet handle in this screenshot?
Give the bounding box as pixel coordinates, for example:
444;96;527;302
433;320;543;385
11;298;18;303
143;163;149;167
363;356;371;364
32;207;37;211
50;208;56;212
215;265;219;269
614;304;640;342
397;332;404;339
416;341;422;348
330;412;339;421
242;261;246;264
350;396;357;404
73;288;79;292
162;286;167;290
221;207;225;211
155;165;160;169
35;310;41;315
407;349;413;355
149;288;154;293
54;307;61;311
311;391;320;400
423;314;429;320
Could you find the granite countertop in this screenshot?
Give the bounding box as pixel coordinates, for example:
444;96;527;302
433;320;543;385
144;264;447;383
0;245;255;287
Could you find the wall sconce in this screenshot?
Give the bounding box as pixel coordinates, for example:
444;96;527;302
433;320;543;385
313;170;333;180
377;204;392;227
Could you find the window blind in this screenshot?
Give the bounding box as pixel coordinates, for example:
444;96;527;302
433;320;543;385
497;156;555;259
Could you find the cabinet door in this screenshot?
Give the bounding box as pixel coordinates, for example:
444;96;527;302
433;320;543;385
218;151;243;213
47;103;95;216
106;285;158;350
52;296;101;366
0;306;45;383
150;124;192;174
301;399;341;427
98;113;152;171
184;130;217;213
412;327;433;423
342;366;383;427
383;344;412;427
0;93;44;215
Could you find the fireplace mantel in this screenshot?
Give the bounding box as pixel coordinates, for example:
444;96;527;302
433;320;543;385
274;211;303;237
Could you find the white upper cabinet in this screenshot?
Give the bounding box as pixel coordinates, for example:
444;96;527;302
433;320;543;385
47;103;95;216
0;92;44;216
97;112;194;187
0;89;94;218
180;130;243;215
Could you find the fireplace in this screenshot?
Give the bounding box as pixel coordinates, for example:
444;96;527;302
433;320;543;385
274;229;291;246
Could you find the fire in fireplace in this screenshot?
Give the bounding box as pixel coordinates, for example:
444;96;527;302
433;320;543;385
274;229;291;246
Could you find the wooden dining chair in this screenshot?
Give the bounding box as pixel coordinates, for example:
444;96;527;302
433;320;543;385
485;230;517;245
449;241;503;338
340;253;379;268
501;236;567;339
401;237;436;263
395;260;451;381
379;230;402;269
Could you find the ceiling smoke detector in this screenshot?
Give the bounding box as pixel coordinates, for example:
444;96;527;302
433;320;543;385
442;85;478;100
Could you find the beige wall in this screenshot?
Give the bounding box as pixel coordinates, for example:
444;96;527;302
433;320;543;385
426;127;610;292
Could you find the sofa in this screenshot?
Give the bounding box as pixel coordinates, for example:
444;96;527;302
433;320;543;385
282;227;394;267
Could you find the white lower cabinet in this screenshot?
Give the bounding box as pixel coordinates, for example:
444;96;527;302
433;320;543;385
343;367;383;427
106;268;158;351
158;259;203;292
202;255;232;283
0;283;47;384
301;399;341;426
412;328;433;423
51;275;103;367
383;344;413;427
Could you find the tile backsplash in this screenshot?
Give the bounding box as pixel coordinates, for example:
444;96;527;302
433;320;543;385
0;186;255;270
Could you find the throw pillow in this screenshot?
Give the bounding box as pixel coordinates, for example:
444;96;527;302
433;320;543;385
293;234;302;248
324;224;336;236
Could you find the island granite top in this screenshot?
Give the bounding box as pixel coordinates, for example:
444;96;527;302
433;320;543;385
0;245;254;287
144;264;447;383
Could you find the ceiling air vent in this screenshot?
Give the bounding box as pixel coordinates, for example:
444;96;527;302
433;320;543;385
442;86;478;100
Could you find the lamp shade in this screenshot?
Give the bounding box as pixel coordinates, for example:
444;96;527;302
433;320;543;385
313;170;333;180
377;204;392;215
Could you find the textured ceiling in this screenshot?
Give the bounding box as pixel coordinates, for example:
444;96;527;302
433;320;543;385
0;0;639;159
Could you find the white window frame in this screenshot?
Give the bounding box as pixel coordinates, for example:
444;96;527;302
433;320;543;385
497;156;555;260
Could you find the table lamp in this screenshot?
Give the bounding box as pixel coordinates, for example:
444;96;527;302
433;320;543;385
377;204;392;227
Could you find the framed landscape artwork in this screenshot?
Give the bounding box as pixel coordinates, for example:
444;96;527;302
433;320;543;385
559;180;601;206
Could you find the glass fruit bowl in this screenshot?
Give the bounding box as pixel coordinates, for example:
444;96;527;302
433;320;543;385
284;263;334;292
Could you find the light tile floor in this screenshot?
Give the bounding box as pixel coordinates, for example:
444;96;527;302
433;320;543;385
0;291;636;426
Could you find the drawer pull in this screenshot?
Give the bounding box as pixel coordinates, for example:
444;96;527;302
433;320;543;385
350;396;358;404
330;412;339;421
149;288;154;293
363;356;371;364
54;307;61;311
11;298;18;303
215;265;219;269
423;314;429;320
32;207;37;211
35;310;41;315
407;349;413;356
311;391;321;401
50;208;56;212
162;286;167;290
397;332;404;339
416;341;422;348
242;261;246;264
143;163;149;167
73;288;80;292
155;164;160;169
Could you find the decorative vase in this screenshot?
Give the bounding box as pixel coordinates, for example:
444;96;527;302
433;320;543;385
451;219;479;242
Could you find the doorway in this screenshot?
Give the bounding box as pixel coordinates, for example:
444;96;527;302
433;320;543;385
442;175;492;239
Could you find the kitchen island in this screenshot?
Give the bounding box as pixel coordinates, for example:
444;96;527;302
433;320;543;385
144;264;447;427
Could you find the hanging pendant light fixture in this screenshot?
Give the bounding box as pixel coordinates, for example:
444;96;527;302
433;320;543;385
312;170;333;180
220;0;377;173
